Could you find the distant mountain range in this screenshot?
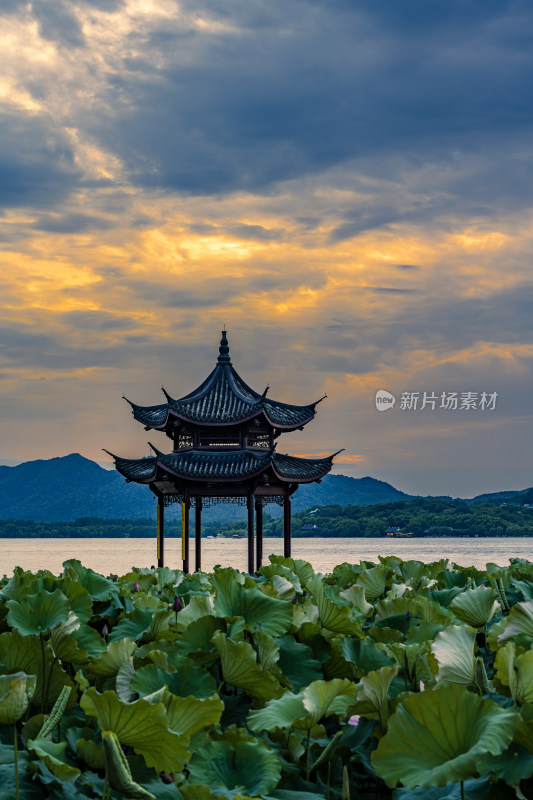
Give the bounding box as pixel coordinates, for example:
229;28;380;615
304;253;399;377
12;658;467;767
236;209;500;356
0;453;530;523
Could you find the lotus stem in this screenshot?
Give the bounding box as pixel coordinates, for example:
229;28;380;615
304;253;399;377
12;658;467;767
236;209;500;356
14;724;19;800
327;760;331;800
342;765;350;800
39;633;46;716
461;779;465;800
305;729;311;781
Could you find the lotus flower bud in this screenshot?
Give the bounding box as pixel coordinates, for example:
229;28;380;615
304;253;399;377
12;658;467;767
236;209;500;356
406;611;411;621
160;772;175;784
348;715;360;727
102;623;109;637
112;574;118;582
172;596;182;612
133;581;140;592
292;595;298;605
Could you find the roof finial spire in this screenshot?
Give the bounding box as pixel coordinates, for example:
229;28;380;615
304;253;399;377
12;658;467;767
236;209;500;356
217;329;231;364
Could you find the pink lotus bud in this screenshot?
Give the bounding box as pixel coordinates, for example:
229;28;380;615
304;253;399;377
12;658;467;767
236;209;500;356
348;715;360;727
172;596;182;612
160;772;174;784
112;574;118;582
133;581;140;592
102;623;109;637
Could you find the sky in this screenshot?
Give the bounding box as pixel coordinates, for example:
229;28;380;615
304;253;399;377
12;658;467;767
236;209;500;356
1;0;532;498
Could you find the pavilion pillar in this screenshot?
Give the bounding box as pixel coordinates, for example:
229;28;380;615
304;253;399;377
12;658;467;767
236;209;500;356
247;493;255;574
195;498;202;572
157;496;164;568
283;495;291;558
182;492;190;574
255;499;263;571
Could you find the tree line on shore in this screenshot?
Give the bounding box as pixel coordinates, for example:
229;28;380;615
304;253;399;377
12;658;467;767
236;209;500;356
0;496;532;537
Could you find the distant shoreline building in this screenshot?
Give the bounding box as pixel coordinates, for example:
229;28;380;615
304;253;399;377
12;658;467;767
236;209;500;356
106;331;341;572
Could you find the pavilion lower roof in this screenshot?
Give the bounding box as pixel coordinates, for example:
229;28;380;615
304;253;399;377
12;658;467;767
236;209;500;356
107;448;337;484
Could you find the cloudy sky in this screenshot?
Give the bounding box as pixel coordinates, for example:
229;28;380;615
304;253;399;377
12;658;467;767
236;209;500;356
1;0;532;498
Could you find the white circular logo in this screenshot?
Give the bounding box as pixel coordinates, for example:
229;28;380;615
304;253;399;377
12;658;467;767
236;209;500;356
375;389;396;411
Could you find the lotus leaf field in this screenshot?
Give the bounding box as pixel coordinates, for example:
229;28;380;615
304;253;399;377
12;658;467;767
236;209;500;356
2;556;533;799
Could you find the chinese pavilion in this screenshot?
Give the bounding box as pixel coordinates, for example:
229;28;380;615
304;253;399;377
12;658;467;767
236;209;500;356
105;331;341;573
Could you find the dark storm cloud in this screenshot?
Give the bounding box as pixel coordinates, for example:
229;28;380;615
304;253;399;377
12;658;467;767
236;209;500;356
32;0;85;47
82;0;533;210
34;213;115;233
0;112;80;209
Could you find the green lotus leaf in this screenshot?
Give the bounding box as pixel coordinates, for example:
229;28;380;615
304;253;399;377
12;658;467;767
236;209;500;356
269;555;315;589
307;575;362;635
496;600;533;645
0;630;75;712
174;595;216;631
6;588;70;636
0;672;36;725
187;738;282;796
77;737;106;771
178;615;226;659
108;608;154;643
0;758;44;799
102;731;156;800
260;563;302;594
356;566;390;601
341;637;394;678
0;567;39;602
277;636;323;690
371;684;517;789
351;666;399;729
212;570;293;636
133;594;161;611
248;678;354;732
61;576;93;623
49;614;89;664
27;737;81;782
430;625;476;686
63;559;116;601
393;776;492;799
72;623;107;659
449;586;500;627
180;787;253;800
494;642;533;705
339;585;373;617
212;631;283;703
80;687;190;774
87;638;137;677
479;741;533;786
255;631;280;673
156;690;224;736
155;566;182;589
131;662;217;699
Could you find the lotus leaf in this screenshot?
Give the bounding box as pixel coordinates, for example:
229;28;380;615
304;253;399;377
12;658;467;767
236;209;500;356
108;608;154;642
0;672;36;724
307;575;362;635
212;631;283;702
102;730;156;800
80;687;190;774
61;576;93;623
431;625;476;686
131;662;217;699
212;570;293;636
496;600;533;645
350;665;399;728
6;588;70;636
157;691;224;736
449;585;500;627
371;684;517;788
63;559;116;601
494;642;533;704
248;678;354;732
277;636;323;690
87;638;137;677
339;584;373;617
356;566;390;600
27;737;81;782
187;738;282;796
269;555;315;589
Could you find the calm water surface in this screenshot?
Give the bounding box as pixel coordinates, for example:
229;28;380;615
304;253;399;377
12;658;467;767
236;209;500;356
1;537;532;575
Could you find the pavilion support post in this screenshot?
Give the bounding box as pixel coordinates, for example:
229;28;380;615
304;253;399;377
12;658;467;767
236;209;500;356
247;493;255;574
157;496;164;568
182;493;190;574
255;499;263;571
283;495;291;558
195;498;202;572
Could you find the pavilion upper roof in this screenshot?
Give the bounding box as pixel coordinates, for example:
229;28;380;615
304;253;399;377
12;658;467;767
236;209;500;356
124;331;325;431
105;447;340;485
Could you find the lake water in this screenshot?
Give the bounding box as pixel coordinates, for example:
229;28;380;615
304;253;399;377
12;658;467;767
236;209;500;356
1;537;532;576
